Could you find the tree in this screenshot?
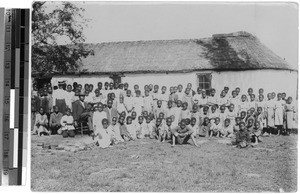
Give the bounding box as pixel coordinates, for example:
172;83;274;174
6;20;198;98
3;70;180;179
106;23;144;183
32;1;94;77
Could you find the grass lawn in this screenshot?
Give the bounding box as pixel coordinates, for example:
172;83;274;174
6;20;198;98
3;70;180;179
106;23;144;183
31;134;297;192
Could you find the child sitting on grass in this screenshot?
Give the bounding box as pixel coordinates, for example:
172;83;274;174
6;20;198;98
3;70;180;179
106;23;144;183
246;118;255;133
119;116;133;141
222;118;235;138
233;117;241;133
94;119;113;148
199;117;211;137
33;107;50;136
126;116;137;140
190;117;200;137
136;116;146;139
235;122;251;148
156;117;169;142
110;117;124;143
209;117;222;138
171;120;199;147
152;118;163;141
251;121;262;145
143;115;155;138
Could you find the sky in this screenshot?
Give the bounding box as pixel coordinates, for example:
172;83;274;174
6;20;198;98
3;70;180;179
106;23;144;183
43;1;299;67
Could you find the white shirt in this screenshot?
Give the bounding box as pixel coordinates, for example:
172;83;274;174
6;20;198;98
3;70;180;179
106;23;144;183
60;115;75;130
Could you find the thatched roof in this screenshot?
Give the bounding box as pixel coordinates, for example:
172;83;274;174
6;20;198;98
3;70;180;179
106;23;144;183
66;31;297;75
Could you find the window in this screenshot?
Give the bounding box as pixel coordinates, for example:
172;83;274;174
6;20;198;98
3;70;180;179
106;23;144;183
197;73;211;92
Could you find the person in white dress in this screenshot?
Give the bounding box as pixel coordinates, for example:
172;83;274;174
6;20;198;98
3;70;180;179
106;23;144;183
94;118;113;148
274;93;285;135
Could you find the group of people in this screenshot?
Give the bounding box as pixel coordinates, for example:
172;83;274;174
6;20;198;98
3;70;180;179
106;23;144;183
31;80;297;148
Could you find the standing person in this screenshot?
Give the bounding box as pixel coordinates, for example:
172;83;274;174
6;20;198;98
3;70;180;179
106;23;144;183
60;108;75;138
193;87;202;105
124;90;134;115
92;89;103;105
52;81;68;114
246;88;254;102
207;88;218;107
180;102;191;120
239;95;250;114
191;104;201;127
154;100;165;120
182;88;193;111
176;84;184;102
217;90;230;108
159;86;169;110
169;86;178;107
49;106;63;135
285;97;296;135
97;82;103;91
235;87;241;100
274;93;285;135
134;90;144;117
106;99;118;124
229;90;240;111
143;90;153;114
152;85;160;109
39;88;50;115
47;86;54;113
117;95;127;117
199;90;208;108
65;84;75;111
165;100;175;119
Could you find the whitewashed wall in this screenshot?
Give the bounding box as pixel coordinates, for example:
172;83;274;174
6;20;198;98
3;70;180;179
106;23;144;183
211;69;297;100
51;69;298;99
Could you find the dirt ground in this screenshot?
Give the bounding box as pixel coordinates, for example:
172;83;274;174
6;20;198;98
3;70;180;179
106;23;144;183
31;134;297;192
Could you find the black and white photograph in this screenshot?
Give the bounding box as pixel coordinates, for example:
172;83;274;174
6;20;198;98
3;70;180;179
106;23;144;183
30;1;298;192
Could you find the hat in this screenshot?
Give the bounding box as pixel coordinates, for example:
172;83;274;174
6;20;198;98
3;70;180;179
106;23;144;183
58;81;66;86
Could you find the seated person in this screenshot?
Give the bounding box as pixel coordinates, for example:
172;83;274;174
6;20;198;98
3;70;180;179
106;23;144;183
143;115;155;138
251;121;263;145
199;117;211;137
72;92;93;132
32;107;50;136
221;118;234;138
60;108;75;138
235;122;251;148
110;117;124;143
209;117;222;137
126;116;137;140
171;120;199;147
119;116;133;141
49;106;63;135
136;116;146;139
94;118;113;148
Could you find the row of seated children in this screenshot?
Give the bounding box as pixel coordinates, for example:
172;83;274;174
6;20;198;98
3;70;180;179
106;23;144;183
32;106;76;138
